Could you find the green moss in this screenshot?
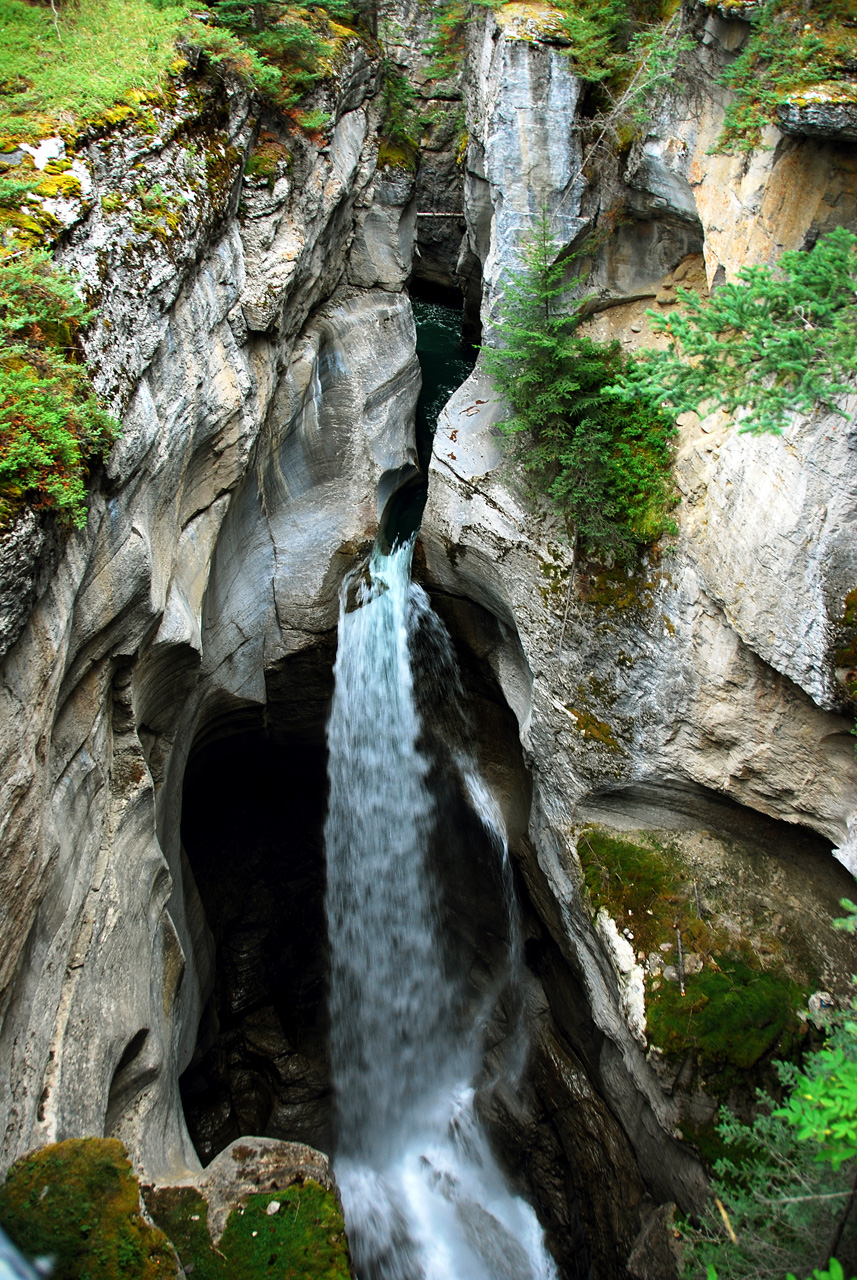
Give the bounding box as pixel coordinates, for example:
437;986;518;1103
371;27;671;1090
144;1181;351;1280
566;708;620;749
0;1138;177;1279
377;139;418;172
577;826;811;1089
245;131;291;183
538;552;571;604
100;191;126;215
579;563;660;611
649;955;807;1074
579;827;685;952
841;588;857;628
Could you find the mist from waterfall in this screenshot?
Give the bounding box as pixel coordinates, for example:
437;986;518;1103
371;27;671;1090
324;540;557;1280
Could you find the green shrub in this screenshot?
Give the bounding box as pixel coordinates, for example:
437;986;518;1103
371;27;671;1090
683;1090;857;1279
0;248;118;527
682;905;857;1280
481;210;678;561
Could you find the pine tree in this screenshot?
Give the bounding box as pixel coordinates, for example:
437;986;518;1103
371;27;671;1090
481;211;678;561
615;228;857;434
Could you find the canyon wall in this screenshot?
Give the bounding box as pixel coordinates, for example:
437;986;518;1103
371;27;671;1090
0;47;422;1182
0;2;855;1276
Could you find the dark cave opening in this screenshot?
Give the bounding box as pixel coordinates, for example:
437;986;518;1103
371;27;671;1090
178;723;333;1163
178;641;340;1163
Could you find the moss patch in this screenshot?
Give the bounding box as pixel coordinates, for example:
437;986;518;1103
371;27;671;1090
377;139;418;172
245;131;291;184
0;1138;177;1279
648;954;806;1073
565;708;620;749
144;1181;350;1280
577;562;662;612
577;826;811;1086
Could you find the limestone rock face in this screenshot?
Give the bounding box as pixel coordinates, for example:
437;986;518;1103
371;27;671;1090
0;52;421;1184
777;86;857;141
463;8;587;328
419;0;857;1230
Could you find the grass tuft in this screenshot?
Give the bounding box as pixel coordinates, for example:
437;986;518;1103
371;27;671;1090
0;0;190;146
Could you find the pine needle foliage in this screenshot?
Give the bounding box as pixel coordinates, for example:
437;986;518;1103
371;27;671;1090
0;249;118;528
615;228;857;435
481;211;678;562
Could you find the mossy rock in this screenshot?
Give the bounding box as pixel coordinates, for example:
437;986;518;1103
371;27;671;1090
577;825;812;1088
377;139;418;173
648;954;806;1074
144;1180;351;1280
0;1138;177;1279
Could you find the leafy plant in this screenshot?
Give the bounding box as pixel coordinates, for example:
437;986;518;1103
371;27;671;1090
481;209;678;561
683;906;857;1280
684;1085;857;1279
293;108;331;132
182;17;285;95
614;227;857;435
0;247;118;527
574;11;695;165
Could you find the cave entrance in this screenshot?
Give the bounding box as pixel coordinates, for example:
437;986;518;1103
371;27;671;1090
178;645;336;1165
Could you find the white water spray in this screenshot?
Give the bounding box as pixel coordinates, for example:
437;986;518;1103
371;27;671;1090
325;541;556;1280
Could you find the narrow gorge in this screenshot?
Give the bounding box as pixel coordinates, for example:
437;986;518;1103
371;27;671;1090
0;0;856;1277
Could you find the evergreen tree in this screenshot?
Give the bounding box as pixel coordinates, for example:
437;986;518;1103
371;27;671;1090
481;211;677;561
615;228;857;434
0;249;117;528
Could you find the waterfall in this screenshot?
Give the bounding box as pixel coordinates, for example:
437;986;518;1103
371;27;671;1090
324;540;557;1280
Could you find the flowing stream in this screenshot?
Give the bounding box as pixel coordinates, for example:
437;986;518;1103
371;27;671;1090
324;537;557;1280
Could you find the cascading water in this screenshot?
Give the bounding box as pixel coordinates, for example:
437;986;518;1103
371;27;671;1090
324;540;557;1280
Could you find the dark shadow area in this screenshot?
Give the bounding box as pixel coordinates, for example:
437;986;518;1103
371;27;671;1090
179;645;337;1164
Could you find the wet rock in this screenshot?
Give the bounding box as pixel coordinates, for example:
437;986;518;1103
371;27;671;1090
626;1202;682;1280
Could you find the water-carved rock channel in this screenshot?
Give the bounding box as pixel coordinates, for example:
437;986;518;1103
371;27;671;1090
180;300;566;1277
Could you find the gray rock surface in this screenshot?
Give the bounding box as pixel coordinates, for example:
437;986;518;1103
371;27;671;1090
777;89;857;141
463;8;587;329
0;49;421;1184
